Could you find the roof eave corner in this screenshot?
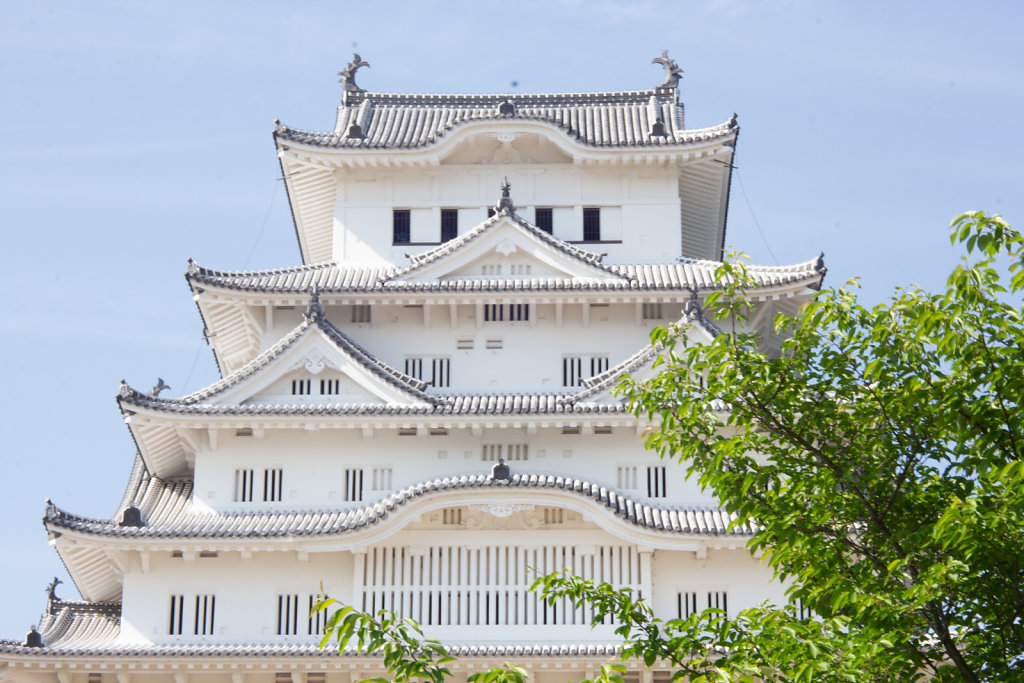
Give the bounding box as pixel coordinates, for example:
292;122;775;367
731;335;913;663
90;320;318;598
717;116;740;261
273;121;309;265
809;252;828;291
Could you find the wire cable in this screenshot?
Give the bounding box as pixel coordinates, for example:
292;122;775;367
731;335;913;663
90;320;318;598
735;169;780;266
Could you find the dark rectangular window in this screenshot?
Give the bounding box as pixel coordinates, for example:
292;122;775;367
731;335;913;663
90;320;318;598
405;357;451;388
563;355;609;387
308;595;330;635
678;591;698;618
277;594;300;635
234;469;254;502
583;207;601;241
441;209;458;242
535;208;553;233
345;468;364;502
263;468;283;502
647;465;667;498
707;590;728;616
194;594;215;635
169;594;184;635
393;209;411;244
485;304;529;322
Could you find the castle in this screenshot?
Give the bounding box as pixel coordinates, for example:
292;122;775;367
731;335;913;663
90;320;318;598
1;53;824;683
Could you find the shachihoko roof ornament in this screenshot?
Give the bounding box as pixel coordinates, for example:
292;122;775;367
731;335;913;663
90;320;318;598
495;177;515;214
652;50;683;88
338;53;370;105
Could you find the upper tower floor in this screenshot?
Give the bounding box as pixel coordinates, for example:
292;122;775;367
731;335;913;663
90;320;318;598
274;53;737;266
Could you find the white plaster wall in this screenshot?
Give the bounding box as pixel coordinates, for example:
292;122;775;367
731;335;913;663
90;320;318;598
115;542;781;645
191;425;717;515
331;165;685;265
649;549;788;621
257;302;683;396
119;551;353;645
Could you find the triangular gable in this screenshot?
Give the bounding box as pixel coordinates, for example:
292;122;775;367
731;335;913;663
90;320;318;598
569;305;722;404
120;305;436;411
385;210;632;285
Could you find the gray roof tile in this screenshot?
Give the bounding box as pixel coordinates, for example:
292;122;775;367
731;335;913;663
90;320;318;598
274;89;735;151
188;254;826;295
46;470;758;540
118;299;436;410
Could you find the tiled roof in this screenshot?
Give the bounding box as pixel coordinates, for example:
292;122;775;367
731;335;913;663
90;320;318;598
46;470;758;540
118;298;436;410
119;392;622;416
574;300;725;402
4;622;622;657
188;255;826;295
274;88;736;151
396;209;620;278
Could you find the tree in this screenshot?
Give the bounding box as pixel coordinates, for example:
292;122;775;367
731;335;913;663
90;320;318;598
619;210;1024;681
319;212;1024;682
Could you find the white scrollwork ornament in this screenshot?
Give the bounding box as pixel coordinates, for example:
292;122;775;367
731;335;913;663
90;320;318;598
303;351;328;375
495;239;517;257
469;504;535;518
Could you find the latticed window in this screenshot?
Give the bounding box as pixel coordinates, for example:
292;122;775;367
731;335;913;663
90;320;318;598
345;468;364;502
393;209;411;244
169;594;215;635
535;207;553;233
359;544;643;626
484;304;530;322
405;357;451;387
442;508;463;525
583;207;601;241
617;466;638;489
291;379;312;395
441;209;458;241
647;465;667;497
562;355;609;387
371;467;392;490
678;590;729;617
263;468;283;502
351;305;372;323
234;469;254;502
481;444;528;461
276;593;300;635
642;302;663;319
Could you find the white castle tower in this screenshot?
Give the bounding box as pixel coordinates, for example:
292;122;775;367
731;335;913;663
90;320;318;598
1;54;825;682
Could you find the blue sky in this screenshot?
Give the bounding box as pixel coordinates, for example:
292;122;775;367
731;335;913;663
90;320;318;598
1;0;1021;637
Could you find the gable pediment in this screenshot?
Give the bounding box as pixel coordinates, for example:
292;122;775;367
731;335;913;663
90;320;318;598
387;213;629;286
216;327;430;408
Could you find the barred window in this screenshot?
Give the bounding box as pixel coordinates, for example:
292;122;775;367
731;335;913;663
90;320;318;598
263;468;283;502
647;465;667;498
393;209;411;244
351;305;372;323
535;207;553;233
405;357;451;388
234;469;254;502
583;207;601;241
441;209;459;241
562;355;609;386
345;468;364;502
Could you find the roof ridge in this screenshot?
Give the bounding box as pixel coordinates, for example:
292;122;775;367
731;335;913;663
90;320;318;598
118;309;439;409
389;209;628;282
344;88;678;106
45;471;758;539
188;259;339;279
